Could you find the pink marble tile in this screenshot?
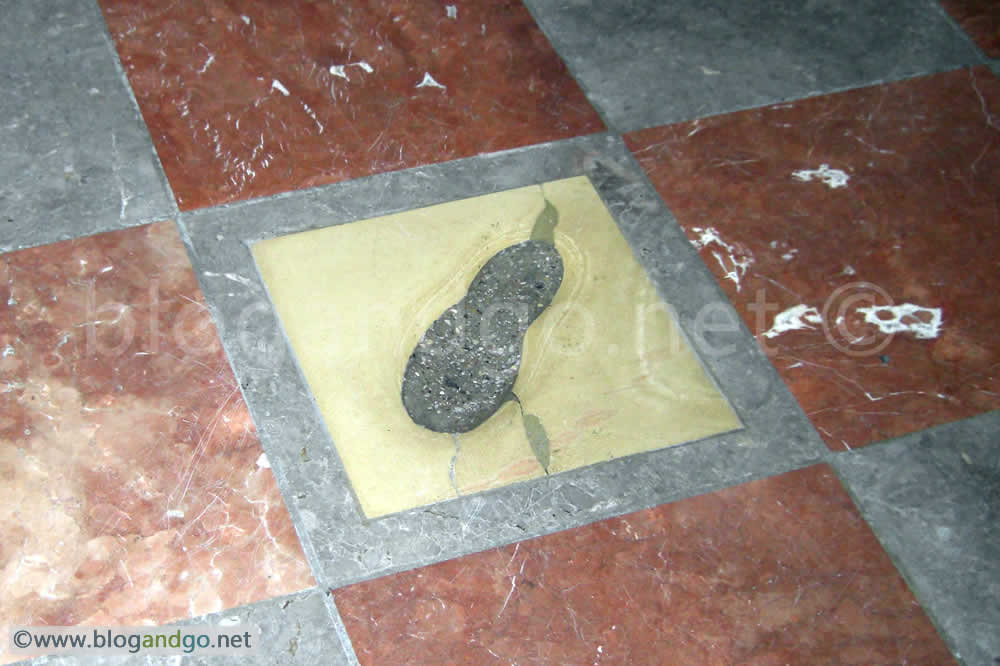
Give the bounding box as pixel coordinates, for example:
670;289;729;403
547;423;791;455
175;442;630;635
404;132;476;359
98;0;605;210
0;222;313;656
625;66;1000;451
333;465;955;665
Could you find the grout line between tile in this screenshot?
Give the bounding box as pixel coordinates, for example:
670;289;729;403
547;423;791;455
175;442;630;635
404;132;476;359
323;594;363;666
520;0;618;133
826;460;968;665
2;213;179;255
173;214;361;597
606;137;749;424
89;0;181;220
173;131;615;224
922;0;994;66
830;461;983;662
621;65;991;134
324;449;834;590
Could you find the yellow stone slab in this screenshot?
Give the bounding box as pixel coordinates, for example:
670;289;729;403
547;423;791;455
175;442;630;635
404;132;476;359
253;176;741;517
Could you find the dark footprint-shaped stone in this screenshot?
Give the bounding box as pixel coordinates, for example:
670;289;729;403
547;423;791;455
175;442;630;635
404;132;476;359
402;240;563;433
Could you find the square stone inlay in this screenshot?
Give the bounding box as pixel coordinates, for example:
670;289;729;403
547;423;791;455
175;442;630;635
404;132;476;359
253;176;740;517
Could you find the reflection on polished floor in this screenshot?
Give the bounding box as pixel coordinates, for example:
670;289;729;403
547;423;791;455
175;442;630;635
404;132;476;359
2;0;998;663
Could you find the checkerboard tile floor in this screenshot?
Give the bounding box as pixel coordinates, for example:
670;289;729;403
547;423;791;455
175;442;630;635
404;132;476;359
2;1;998;664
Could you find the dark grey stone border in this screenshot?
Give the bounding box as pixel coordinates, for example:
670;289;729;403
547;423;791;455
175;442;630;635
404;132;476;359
178;133;828;588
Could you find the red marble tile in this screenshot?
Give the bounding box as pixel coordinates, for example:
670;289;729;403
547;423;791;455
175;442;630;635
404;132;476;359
97;0;605;210
0;222;313;653
938;0;1000;57
625;66;1000;451
333;465;954;665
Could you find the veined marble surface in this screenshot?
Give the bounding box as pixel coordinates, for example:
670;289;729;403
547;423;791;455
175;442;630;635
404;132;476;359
334;465;955;665
1;0;997;663
627;66;1000;451
0;222;313;659
97;0;604;210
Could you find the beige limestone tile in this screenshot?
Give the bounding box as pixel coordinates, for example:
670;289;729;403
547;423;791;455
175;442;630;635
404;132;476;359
253;176;740;517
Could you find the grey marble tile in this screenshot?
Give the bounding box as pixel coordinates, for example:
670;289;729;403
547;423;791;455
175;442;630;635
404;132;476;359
0;0;174;253
178;133;828;589
23;588;356;666
524;0;984;132
834;411;1000;666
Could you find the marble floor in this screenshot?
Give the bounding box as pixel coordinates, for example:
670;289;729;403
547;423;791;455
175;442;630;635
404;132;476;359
2;1;998;664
